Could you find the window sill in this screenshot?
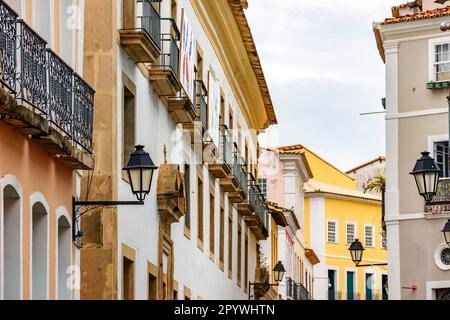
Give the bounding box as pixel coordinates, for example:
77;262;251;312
427;80;450;89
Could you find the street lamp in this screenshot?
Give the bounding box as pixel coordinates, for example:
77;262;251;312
443;220;450;246
348;239;388;267
248;261;286;300
123;145;159;202
410;151;441;203
72;145;158;247
410;152;450;247
273;261;286;283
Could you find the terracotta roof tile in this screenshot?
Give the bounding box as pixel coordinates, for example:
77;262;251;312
384;5;450;24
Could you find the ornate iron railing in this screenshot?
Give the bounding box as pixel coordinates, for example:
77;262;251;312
195;79;207;129
159;18;179;78
138;0;161;50
0;1;18;93
0;6;95;153
48;49;73;136
248;174;256;208
346;292;360;301
17;20;48;114
286;277;312;300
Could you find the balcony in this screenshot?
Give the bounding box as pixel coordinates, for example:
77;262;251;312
425;178;450;214
0;2;94;169
148;18;181;97
244;192;269;240
209;128;234;180
286;278;312;300
119;0;161;64
183;79;207;146
236;173;257;216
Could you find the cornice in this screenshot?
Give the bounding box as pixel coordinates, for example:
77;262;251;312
191;0;274;131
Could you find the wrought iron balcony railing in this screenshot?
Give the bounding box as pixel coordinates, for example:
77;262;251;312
195;79;208;130
137;0;161;51
286;278;312;300
0;2;95;153
158;18;180;78
328;290;342;301
248;173;256;208
255;192;269;231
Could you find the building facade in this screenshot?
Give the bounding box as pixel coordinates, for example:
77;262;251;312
0;0;94;300
346;157;385;194
273;145;387;301
80;0;276;300
258;148;317;300
374;0;450;300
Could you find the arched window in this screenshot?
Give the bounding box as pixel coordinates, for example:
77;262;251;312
31;202;48;300
3;185;21;300
57;214;71;300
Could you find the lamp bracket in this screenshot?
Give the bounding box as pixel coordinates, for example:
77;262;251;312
355;263;388;268
72;197;144;248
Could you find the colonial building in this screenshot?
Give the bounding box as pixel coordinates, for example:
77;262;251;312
374;0;450;300
258;148;318;300
0;0;95;300
269;145;387;300
80;0;276;300
346;157;385;194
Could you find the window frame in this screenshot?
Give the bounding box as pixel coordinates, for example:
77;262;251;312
429;36;450;82
345;221;357;245
327;219;338;244
364;224;375;248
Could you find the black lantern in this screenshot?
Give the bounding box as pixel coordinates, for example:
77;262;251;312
123;145;158;202
410;152;441;203
273;261;286;283
443;220;450;246
349;239;365;266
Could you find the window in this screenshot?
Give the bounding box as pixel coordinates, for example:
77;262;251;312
184;165;191;231
220;94;225;126
228;209;233;277
122;84;135;169
346;222;356;245
122;257;134;300
197;176;204;245
258;178;267;198
210;192;215;257
434;141;449;178
434;43;450;81
148;273;157;300
219;206;225;268
196;49;204;82
237;223;242;285
365;225;375;248
381;230;387;250
327;220;338;243
228;108;234;130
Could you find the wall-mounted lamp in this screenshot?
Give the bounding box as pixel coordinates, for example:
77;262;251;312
72;145;158;248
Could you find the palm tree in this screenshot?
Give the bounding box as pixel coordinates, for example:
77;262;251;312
364;175;386;232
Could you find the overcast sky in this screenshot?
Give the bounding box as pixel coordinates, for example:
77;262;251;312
246;0;405;171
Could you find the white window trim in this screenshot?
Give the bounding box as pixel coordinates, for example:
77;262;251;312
428;36;450;82
434;243;450;271
345;221;357;245
364;224;375;248
426;280;450;300
326;219;338;244
327;266;339;298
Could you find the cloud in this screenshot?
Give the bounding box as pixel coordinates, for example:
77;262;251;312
247;0;405;170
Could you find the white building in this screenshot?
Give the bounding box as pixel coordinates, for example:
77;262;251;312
79;0;277;300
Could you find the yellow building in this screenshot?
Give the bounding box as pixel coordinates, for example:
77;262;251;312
278;145;388;300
